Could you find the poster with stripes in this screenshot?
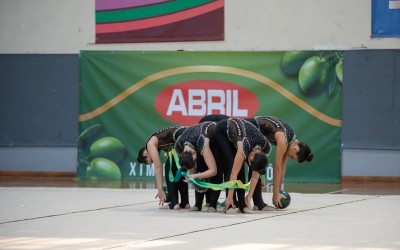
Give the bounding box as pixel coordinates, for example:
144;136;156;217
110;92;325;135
78;51;343;184
95;0;224;43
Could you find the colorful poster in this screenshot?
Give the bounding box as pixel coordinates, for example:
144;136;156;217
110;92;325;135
95;0;224;43
78;51;343;184
372;0;400;38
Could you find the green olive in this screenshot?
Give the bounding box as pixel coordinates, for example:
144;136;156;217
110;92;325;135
89;137;125;163
299;56;330;93
78;124;101;146
335;60;343;83
86;158;121;180
281;51;315;76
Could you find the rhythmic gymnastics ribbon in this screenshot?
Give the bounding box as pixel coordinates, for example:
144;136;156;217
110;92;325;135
168;150;251;190
186;176;251;191
168;149;183;182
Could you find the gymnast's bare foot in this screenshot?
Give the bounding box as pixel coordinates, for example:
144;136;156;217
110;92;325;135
189;206;200;211
243;207;255;214
205;207;217;213
225;207;238;214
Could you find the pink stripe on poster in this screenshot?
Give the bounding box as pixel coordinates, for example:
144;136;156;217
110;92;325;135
96;0;223;33
96;0;170;11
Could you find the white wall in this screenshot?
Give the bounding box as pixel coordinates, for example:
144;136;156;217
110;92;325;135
0;0;398;177
0;0;399;54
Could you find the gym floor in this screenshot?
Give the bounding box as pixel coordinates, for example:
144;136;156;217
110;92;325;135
0;176;399;250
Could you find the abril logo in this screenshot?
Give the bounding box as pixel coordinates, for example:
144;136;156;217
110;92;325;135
155;80;259;125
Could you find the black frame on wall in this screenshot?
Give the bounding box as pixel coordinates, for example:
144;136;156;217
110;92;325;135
0;54;79;147
342;50;400;150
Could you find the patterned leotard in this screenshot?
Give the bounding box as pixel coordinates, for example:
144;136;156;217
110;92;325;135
226;118;271;158
175;121;216;156
146;126;187;153
253;116;296;146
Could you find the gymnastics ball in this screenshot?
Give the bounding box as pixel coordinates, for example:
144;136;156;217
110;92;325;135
193;183;208;193
163;185;171;203
192;179;208;193
278;190;291;209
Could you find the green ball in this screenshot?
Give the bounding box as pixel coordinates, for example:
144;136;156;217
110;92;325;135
193;183;208;193
278;190;291;209
192;179;208;193
163;185;171;203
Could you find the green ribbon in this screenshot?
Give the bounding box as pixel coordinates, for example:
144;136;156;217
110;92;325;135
168;150;251;190
187;177;251;191
168;150;183;182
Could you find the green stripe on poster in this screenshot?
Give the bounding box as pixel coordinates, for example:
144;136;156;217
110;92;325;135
96;0;214;23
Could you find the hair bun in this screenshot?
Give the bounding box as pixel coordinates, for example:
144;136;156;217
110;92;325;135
306;153;313;162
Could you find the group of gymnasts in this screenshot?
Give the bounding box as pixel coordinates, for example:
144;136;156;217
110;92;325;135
137;114;313;214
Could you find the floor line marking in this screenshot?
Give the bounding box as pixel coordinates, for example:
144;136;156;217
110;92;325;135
101;195;381;249
325;189;349;194
0;201;156;225
0;192;199;225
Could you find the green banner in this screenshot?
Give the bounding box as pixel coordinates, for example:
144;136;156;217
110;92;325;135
78;51;343;183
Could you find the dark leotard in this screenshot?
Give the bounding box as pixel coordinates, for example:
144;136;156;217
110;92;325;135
215;118;270;212
175;121;221;210
245;116;296;210
250;116;296;145
197;114;229;210
146;126;189;209
175;122;215;156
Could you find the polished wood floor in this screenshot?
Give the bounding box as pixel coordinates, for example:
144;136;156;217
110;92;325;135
0;176;399;195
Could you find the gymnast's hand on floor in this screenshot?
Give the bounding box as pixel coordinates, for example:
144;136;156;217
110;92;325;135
245;194;252;208
155;189;166;206
223;196;236;212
